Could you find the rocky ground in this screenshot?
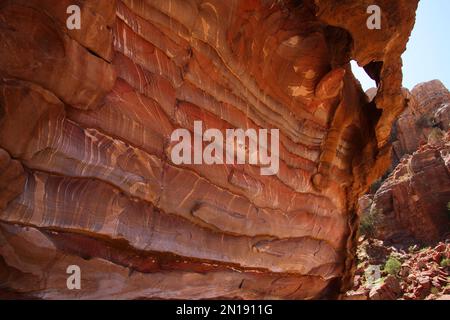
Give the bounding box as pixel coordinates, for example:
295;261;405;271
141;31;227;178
345;238;450;300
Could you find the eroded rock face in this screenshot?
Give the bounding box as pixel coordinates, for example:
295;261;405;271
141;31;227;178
0;0;417;299
392;80;450;162
367;131;450;244
360;81;450;246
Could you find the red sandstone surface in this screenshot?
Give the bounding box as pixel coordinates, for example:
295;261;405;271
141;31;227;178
353;82;450;300
361;131;450;245
0;0;429;299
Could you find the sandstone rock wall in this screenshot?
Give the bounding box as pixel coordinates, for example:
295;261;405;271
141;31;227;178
392;80;450;162
360;81;450;245
370;132;450;244
0;0;417;299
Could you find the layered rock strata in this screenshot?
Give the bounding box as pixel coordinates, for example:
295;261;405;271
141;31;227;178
392;80;450;162
362;130;450;245
360;81;450;245
0;0;417;299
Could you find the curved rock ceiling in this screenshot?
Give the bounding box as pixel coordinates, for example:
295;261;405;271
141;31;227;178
0;0;418;299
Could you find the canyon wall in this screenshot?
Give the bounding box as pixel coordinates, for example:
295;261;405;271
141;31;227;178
361;81;450;245
0;0;418;299
392;80;450;162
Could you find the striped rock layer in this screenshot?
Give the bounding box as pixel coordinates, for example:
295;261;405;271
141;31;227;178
0;0;417;299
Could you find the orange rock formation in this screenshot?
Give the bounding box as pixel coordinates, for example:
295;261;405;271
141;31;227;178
0;0;418;299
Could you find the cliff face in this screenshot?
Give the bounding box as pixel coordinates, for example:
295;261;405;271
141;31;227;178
0;0;418;299
360;81;450;246
370;131;450;244
392;80;450;162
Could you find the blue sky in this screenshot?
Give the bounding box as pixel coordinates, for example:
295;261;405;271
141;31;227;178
352;0;450;91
